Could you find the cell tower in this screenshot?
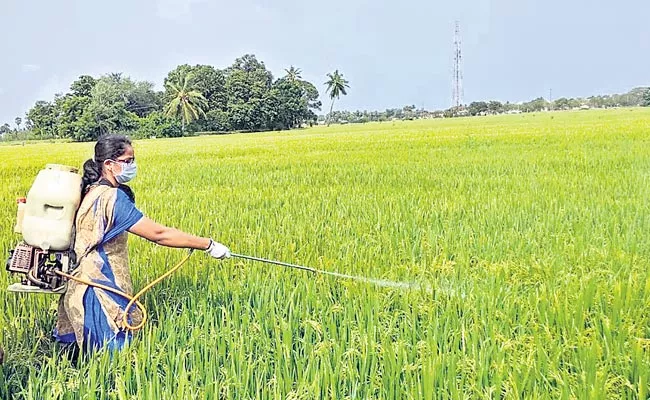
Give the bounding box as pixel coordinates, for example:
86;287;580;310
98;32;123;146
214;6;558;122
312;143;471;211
452;21;463;109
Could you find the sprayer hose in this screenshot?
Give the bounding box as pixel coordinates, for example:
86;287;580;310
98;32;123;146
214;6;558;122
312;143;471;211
54;250;193;331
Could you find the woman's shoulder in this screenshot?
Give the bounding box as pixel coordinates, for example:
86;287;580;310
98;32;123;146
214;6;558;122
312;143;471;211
79;185;116;212
84;184;118;202
81;183;136;215
117;185;136;203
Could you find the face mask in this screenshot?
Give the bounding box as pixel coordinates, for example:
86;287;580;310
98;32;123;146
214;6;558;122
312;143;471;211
114;160;137;184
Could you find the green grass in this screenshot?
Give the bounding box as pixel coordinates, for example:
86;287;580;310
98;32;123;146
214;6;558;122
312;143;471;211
1;109;649;399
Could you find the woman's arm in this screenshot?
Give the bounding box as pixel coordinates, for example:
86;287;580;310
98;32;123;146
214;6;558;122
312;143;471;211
128;217;211;250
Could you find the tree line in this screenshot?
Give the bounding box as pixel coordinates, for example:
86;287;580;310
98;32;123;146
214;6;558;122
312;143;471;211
319;87;650;124
0;54;351;141
2;62;649;138
323;87;650;125
464;87;650;117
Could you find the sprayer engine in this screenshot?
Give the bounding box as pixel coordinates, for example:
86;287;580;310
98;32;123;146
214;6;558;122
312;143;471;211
5;242;74;294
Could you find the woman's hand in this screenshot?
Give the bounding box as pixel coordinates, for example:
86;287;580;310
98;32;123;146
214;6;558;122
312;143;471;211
206;239;231;259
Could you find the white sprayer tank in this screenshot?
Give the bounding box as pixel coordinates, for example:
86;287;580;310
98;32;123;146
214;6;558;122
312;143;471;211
22;164;82;251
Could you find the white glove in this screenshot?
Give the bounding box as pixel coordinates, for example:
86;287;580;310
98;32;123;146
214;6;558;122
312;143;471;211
206;239;231;259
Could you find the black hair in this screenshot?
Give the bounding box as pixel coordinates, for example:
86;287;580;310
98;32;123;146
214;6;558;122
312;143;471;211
81;134;135;201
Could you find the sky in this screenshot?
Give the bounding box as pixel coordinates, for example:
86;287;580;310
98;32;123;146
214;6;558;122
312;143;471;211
0;0;649;124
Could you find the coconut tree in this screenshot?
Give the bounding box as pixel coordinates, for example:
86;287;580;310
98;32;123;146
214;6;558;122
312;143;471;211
164;73;208;131
324;70;350;126
285;66;302;81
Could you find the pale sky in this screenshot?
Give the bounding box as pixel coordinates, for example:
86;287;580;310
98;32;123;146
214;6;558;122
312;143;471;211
1;0;648;124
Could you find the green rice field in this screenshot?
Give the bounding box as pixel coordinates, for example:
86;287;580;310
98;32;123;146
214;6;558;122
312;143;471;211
1;108;649;399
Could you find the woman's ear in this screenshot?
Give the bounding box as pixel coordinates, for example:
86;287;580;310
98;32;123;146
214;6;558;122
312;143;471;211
103;160;113;175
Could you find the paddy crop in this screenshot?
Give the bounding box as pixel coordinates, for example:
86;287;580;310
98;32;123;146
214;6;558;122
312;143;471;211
1;109;649;399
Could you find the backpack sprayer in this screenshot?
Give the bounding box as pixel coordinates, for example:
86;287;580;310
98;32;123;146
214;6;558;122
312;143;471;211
6;164;80;295
4;164;181;331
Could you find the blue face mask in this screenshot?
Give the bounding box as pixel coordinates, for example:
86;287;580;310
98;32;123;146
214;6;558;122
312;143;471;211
114;160;137;184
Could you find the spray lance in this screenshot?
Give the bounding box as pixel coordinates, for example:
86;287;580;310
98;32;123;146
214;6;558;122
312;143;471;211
230;253;317;273
230;253;423;290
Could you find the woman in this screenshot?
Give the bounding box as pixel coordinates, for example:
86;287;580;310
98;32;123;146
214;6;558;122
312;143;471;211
54;134;230;353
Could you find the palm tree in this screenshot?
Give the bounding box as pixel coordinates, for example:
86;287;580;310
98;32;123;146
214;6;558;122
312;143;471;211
324;70;350;126
285;66;302;81
164;73;208;131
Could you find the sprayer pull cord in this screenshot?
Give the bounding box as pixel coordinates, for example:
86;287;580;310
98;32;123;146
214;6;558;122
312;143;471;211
55;250;193;331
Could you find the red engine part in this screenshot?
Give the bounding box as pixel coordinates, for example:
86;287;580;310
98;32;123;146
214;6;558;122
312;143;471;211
5;242;73;293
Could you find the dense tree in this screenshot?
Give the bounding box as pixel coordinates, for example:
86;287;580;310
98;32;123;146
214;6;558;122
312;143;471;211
642;89;650;107
202;110;231;132
26;100;57;137
401;105;416;120
553;97;571;110
300;81;322;124
55;93;92;139
14;117;22;130
271;78;321;129
70;75;97;97
136;111;183;138
487;101;504;114
324;70;350;126
46;75;98;139
521;97;548;112
225;55;274;131
468;101;489;116
587;95;610;109
70;74;156;140
625;87;650;106
89;74;159;118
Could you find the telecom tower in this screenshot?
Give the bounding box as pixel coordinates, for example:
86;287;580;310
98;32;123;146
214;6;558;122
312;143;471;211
452;21;463;109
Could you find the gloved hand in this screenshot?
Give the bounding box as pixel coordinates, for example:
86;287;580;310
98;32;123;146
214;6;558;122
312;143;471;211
206;239;231;259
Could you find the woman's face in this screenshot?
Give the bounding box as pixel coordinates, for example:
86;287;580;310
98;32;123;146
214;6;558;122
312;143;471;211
104;145;135;178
